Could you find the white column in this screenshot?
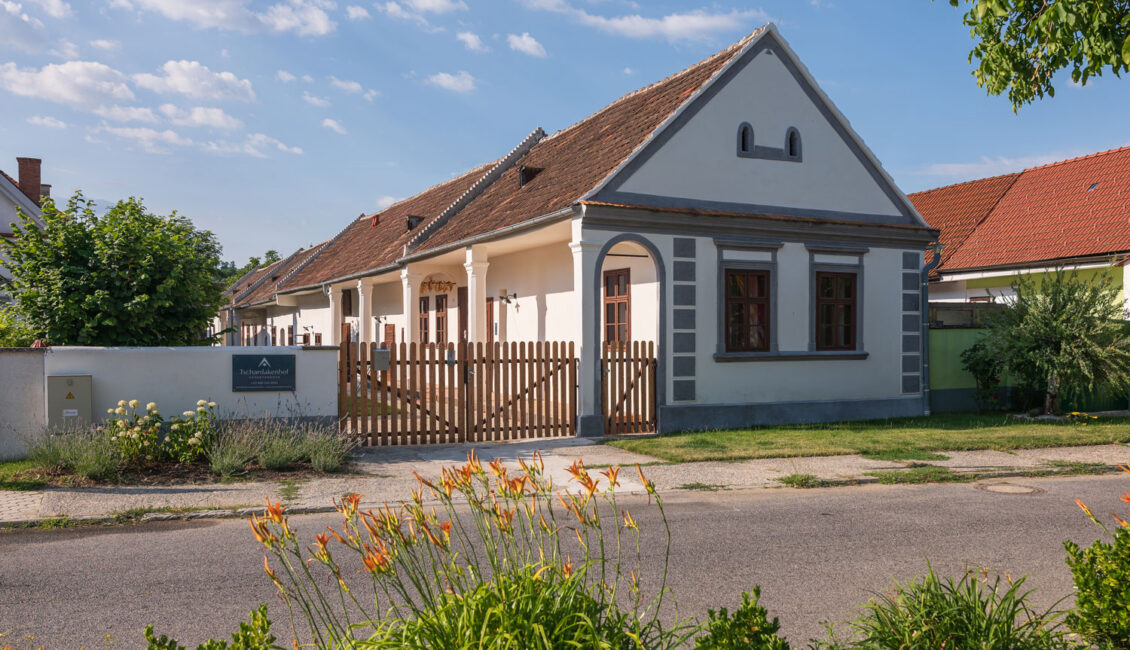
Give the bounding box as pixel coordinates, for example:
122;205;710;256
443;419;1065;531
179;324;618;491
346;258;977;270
327;286;342;345
570;238;603;436
357;279;372;344
401;268;422;343
464;246;490;343
228;308;241;347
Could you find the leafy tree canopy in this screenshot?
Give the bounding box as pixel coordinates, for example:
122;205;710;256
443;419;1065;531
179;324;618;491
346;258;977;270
1;192;225;346
984;267;1130;413
947;0;1130;109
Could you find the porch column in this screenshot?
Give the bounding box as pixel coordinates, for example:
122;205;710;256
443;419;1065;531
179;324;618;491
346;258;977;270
327;286;342;346
357;278;373;344
464;246;489;343
570;239;603;437
228;308;241;346
401;268;422;343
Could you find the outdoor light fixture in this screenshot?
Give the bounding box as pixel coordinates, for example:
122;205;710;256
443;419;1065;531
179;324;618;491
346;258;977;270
498;289;517;304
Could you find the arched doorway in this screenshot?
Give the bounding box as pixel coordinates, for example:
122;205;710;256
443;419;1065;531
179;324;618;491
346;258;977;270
591;234;666;434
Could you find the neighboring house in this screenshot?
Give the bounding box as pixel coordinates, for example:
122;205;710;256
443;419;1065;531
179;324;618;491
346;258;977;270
1;157;49;303
218;24;937;433
910;146;1130;308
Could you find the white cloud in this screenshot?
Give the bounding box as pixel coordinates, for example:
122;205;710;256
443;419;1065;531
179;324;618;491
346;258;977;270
425;70;474;93
0;60;133;109
28;0;70;18
623;66;633;74
507;32;546;57
48;38;78;58
402;0;465;12
375;195;400;210
159;103;242;128
321;117;346;134
363;88;377;101
94;104;159;122
0;1;47;52
301;73;314;82
115;0;259;31
521;1;766;43
911;152;1086;182
276;69;296;82
89;39;120;50
329;75;378;100
345;4;368;19
456;31;487;52
134;60;256;101
98;123;193;154
27;115;66;128
302;90;329;107
376;1;439;31
204;132;303;157
259;0;337;36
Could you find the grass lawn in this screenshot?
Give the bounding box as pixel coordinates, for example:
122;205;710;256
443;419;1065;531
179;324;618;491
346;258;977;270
605;413;1130;463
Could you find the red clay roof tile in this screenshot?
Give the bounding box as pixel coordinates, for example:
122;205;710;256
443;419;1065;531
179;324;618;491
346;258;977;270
908;173;1019;270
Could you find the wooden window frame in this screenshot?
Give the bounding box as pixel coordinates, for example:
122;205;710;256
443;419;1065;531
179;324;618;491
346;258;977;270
603;268;631;344
814;271;858;351
419;296;430;344
435;294;448;345
723;268;771;352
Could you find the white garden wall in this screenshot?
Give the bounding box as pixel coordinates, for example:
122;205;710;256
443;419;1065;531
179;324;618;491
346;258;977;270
0;349;46;460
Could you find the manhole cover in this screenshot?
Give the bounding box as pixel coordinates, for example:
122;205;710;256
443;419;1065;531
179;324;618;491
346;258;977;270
976;483;1045;495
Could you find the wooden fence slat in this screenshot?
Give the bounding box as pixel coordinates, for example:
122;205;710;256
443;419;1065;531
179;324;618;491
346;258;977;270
566;341;576;435
358;343;369;439
381;344;393;444
473;342;483;443
549;341;559;436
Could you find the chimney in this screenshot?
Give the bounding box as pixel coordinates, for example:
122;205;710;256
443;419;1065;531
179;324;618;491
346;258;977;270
16;157;42;206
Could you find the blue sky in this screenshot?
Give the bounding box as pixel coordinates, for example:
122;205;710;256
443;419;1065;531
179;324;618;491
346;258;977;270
2;0;1128;263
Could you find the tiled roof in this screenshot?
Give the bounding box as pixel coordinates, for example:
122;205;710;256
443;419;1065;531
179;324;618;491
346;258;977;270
413;28;762;254
237;244;324;306
281;162;495;291
907;173;1019;271
916;145;1130;272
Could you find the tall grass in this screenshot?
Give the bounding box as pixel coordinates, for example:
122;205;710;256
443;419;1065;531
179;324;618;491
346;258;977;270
26;426;119;480
212;418;354;476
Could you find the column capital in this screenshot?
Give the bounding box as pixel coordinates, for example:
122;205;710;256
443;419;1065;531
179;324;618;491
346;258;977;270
464;260;490;274
325;284;341;297
569;240;603;255
400;267;423;282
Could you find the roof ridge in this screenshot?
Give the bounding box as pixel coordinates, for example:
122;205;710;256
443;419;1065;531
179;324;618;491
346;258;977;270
233;253;298;304
367;160;499;222
277;219;357;293
405;127;546;253
908;170;1022;197
1020;143;1130;173
540;25;766;144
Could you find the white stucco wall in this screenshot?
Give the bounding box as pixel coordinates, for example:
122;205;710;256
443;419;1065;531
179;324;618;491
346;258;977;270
0;349;46;459
614;45;904;219
484;242;576;343
41;346;338;422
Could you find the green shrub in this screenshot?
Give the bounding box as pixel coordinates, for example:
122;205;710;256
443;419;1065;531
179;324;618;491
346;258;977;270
145;604;281;649
304;428;353;473
694;587;790;649
163;400;217;463
208;426;259;477
823;567;1067;649
256;431;306;471
1065;492;1130;648
27;426;119;481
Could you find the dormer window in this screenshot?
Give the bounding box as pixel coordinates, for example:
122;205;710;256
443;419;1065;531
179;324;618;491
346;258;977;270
737;123;754;155
406;215;425;231
518;166;543;187
786;128;802;161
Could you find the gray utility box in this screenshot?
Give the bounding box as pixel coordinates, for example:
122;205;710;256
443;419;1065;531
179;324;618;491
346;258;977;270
371;348;390;372
47;375;92;430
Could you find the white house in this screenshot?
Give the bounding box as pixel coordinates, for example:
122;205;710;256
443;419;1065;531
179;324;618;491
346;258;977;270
1;157;48;303
218;24;938;434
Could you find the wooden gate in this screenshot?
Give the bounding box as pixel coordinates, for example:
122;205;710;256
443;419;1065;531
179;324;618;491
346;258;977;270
601;341;656;435
339;341;577;445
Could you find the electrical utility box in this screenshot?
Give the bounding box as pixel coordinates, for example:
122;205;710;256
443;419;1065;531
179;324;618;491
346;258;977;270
47;375;92;430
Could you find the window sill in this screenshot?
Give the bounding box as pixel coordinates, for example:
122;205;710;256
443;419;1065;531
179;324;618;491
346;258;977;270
713;350;869;362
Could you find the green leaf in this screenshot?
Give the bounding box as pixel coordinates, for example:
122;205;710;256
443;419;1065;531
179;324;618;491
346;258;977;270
1123;34;1130;65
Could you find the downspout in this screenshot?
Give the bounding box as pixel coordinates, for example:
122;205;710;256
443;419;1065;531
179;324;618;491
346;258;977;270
921;243;943;415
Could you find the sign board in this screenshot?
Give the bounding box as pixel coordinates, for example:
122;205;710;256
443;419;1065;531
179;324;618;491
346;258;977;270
232;354;297;392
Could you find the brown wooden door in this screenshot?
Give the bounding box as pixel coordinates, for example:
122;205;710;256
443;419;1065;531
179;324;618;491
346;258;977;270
485;297;494;345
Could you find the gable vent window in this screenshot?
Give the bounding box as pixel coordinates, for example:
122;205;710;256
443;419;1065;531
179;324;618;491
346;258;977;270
1087;182;1100;192
406;215;425;231
518;166;543;187
786;128;802;161
737;123;754;155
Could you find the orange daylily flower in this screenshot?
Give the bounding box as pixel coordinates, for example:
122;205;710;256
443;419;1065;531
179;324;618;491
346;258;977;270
1114;513;1129;528
622;509;638;530
601;466;621;488
1076;498;1097;522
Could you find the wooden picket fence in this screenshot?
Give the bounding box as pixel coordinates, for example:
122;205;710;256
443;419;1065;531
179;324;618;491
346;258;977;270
339;341;577;445
602;341;657;435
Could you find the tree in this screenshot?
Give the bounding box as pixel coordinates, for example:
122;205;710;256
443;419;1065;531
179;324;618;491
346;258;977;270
1;192;225;346
946;0;1130;110
984;268;1130;414
0;304;36;347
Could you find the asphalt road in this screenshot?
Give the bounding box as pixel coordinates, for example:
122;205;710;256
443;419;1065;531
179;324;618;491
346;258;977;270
2;474;1126;648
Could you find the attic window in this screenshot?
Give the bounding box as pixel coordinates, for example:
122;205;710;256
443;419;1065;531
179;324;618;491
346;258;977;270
406;215;425;231
785;127;802;161
737;123;754;155
1087;182;1100;191
518;166;543;187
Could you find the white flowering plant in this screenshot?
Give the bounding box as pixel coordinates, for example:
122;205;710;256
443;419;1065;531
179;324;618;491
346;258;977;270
162;400;217;463
102;399;162;463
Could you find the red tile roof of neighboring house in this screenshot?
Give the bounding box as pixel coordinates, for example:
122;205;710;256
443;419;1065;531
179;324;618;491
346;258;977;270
908;173;1019;272
913;145;1130;273
236;244;324;306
